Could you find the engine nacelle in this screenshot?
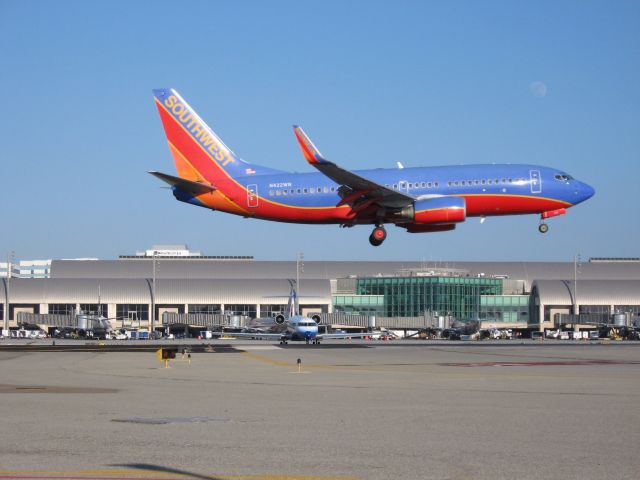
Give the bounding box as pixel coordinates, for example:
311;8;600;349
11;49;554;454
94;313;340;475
391;197;466;225
310;314;321;324
413;197;466;224
275;314;286;325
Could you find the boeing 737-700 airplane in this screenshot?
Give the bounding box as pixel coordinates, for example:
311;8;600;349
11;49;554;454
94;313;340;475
150;88;594;246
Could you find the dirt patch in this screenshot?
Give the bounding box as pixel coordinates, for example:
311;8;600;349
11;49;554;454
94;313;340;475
0;383;118;393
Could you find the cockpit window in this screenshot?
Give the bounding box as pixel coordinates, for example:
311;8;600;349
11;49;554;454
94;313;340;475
554;173;573;182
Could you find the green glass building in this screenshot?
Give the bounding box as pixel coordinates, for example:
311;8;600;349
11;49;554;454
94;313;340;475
479;295;529;323
355;276;502;319
333;295;385;315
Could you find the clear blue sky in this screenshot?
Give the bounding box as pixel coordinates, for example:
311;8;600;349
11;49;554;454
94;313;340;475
0;0;638;262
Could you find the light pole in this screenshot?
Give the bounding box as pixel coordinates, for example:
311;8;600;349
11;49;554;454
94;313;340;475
4;251;14;336
574;254;581;332
151;251;158;335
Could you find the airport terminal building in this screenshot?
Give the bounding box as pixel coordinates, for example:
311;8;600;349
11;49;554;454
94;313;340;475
2;246;640;335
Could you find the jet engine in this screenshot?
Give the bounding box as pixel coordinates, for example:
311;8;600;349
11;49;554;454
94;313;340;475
311;314;322;324
275;314;286;325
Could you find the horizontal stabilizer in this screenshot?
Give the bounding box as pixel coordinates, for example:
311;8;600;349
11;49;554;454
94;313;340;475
148;171;216;195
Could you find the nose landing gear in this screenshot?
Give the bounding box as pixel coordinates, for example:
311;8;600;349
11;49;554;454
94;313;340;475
369;225;387;246
539;209;566;233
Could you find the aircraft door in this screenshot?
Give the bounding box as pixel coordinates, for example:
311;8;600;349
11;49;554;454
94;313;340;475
529;170;541;194
247;184;259;208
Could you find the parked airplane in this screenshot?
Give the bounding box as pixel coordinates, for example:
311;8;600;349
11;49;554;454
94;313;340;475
225;281;370;345
151;88;595;246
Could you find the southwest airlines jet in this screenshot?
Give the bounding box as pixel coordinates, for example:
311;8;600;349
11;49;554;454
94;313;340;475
151;89;595;246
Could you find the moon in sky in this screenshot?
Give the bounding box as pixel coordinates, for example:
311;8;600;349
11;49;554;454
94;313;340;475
529;81;548;98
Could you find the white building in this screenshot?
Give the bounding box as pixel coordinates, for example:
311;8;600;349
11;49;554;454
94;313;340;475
0;262;19;278
137;245;201;257
121;245;252;261
18;260;52;279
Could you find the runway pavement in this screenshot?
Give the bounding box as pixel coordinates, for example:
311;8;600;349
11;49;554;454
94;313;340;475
0;341;639;479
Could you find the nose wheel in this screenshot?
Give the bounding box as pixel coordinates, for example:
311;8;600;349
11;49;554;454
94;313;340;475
369;225;387;246
538;223;549;234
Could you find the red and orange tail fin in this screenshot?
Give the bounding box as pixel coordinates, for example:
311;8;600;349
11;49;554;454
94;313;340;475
153;88;280;182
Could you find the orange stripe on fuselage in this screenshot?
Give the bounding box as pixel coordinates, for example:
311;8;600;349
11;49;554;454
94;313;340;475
167;140;251;215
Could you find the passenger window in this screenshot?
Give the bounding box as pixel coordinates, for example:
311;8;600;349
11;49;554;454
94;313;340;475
323;187;329;193
303;188;308;194
269;190;274;196
275;190;281;196
282;190;287;196
297;188;301;194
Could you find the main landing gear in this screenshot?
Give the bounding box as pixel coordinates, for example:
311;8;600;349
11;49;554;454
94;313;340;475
369;225;387;247
538;223;549;234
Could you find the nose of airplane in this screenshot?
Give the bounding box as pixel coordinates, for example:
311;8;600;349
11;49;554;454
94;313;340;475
580;182;595;202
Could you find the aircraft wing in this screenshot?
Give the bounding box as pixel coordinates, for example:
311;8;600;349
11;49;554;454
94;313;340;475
149;171;216;195
318;331;374;340
222;331;284;340
293;126;414;209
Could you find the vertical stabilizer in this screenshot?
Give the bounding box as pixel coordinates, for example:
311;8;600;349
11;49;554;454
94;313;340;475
153;88;280;182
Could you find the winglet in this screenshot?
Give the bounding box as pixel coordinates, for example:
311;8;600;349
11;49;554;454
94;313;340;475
293;126;328;165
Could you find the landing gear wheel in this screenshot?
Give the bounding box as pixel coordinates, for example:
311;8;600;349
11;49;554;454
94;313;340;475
538;223;549;234
369;226;387;246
